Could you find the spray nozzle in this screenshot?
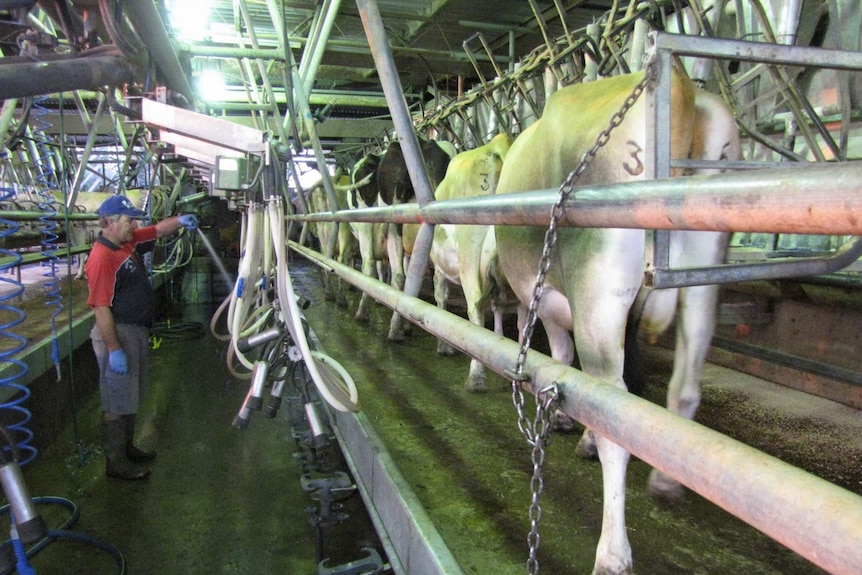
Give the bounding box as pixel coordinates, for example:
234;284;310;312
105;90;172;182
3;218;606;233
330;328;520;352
0;426;47;545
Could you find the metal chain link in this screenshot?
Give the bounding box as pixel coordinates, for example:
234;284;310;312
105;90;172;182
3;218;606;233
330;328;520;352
511;63;655;575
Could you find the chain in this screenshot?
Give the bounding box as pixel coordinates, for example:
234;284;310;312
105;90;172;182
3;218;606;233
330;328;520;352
510;64;655;575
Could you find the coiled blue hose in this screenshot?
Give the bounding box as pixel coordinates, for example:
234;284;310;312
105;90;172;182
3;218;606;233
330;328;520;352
0;496;125;575
0;154;36;467
31;97;64;378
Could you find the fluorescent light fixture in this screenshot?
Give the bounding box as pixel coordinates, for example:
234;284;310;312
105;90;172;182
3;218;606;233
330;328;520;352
198;69;227;102
166;0;212;41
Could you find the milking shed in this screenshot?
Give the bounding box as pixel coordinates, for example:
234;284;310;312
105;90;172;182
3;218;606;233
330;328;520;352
0;1;861;574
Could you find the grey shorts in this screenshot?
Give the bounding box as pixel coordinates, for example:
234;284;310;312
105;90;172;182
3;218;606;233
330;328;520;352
90;323;150;415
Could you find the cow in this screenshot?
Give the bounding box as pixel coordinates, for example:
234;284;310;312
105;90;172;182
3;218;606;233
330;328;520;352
375;137;455;341
348;150;390;322
429;133;513;391
494;67;740;575
48;189;155;279
307;172;358;307
347;137;455;335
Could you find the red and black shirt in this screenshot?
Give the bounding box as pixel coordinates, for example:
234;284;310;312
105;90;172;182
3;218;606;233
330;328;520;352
86;227;158;327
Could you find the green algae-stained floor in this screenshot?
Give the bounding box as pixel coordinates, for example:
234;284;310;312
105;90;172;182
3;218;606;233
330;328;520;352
14;297;382;575
293;259;860;575
13;258;858;574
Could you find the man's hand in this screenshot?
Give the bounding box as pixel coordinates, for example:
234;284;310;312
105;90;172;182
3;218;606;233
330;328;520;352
109;349;128;375
179;214;198;231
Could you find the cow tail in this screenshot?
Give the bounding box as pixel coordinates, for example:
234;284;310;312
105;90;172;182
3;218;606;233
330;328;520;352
623;290;648;397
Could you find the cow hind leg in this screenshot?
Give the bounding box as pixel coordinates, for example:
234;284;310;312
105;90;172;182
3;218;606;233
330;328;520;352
648;282;720;500
573;293;635;575
354;225;377;322
432;269;456;356
593;435;633;575
464;305;487;392
539;318;579;434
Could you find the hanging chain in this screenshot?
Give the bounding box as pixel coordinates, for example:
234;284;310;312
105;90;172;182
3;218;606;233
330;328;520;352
511;63;656;575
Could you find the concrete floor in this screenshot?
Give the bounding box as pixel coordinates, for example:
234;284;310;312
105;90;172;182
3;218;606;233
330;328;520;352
3;292;383;575
2;256;861;574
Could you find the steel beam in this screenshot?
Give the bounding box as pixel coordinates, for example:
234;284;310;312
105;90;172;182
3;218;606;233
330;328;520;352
142;99;268;154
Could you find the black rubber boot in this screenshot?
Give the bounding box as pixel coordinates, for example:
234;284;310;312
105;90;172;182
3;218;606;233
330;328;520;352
102;418;150;480
123;414;156;463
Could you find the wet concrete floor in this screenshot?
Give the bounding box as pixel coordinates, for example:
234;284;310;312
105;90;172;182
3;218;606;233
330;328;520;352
290;258;862;575
7;296;381;574
4;256;861;574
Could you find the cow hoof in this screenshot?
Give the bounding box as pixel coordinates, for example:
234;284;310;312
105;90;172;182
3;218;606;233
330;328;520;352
354;311;369;322
647;469;686;500
552;409;577;433
575;430;599;460
437;342;456;356
387;331;405;343
465;377;486;393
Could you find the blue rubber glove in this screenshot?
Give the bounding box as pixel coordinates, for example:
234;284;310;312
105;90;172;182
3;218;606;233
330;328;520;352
108;349;128;375
179;214;198;231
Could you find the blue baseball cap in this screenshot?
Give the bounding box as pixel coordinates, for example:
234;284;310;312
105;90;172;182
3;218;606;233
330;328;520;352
97;195;146;218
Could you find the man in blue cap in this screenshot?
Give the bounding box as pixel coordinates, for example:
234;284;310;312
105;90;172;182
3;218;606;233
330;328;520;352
86;195;198;480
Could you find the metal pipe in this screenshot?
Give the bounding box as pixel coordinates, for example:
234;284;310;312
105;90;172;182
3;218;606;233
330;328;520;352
69;94;108;202
299;0;343;96
264;0;302;150
0;211;95;221
647;236;862;288
0;244;90;270
182;30;508;65
355;0;436;207
355;0;438;328
289;161;862;236
122;0;197;107
290;240;862;575
652;30;862;70
236;0;289;143
0;55;132;99
180;44;292;60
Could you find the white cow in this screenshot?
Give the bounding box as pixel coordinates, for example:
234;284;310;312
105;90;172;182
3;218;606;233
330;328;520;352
348;152;390;322
429;133;513;391
494;67;740;575
61;189;154;279
307;172;358;307
376;137;456;341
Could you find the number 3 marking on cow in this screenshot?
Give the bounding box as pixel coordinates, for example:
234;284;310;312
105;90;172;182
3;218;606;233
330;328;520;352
623;140;644;176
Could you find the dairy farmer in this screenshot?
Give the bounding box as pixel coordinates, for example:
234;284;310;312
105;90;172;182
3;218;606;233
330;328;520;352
86;195;198;480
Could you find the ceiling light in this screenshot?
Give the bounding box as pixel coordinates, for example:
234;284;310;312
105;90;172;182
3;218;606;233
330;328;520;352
166;0;212;41
198;69;226;103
